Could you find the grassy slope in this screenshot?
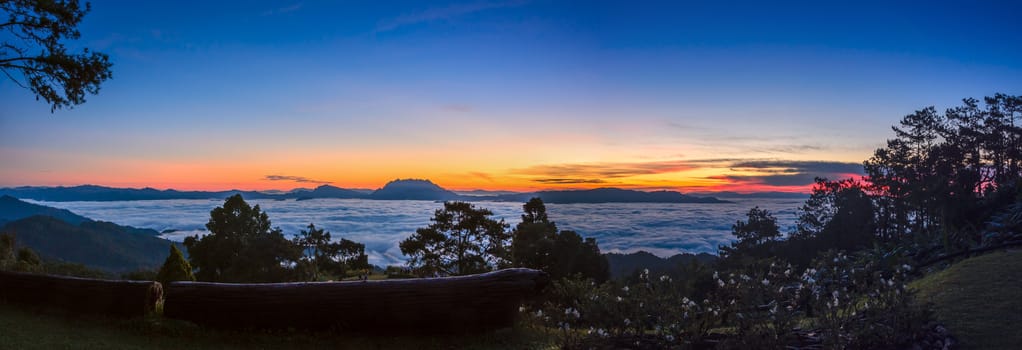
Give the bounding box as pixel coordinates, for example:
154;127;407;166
0;303;555;350
910;249;1022;350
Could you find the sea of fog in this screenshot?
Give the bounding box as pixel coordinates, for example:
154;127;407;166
28;197;805;267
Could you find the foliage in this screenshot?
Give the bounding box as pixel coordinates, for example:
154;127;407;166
0;0;113;111
0;233;41;272
865;94;1022;252
718;207;781;268
510;197;609;283
184;194;302;282
1;215;177;272
399;201;510;276
292;223;368;281
156;244;194;286
527;251;932;349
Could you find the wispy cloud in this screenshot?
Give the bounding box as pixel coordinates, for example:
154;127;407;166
376;1;526;32
712;160;864;187
467;171;494;182
533;178;607;184
512;160;695;179
261;3;302;16
264;174;331;184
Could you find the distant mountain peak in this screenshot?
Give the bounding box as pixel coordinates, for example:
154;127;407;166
371;179;460;200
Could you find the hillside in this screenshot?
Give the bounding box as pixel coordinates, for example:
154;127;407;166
0;195;91;226
1;216;180;272
911;250;1022;350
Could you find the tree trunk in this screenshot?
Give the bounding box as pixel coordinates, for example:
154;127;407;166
0;270;161;317
164;268;548;332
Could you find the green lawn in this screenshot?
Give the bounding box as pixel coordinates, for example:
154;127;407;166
0;302;555;350
910;249;1022;350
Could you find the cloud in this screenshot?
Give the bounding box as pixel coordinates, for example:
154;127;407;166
30;196;806;267
713;160;865;187
533;178;607;184
261;3;302;16
467;171;494;182
513;160;695;179
376;1;525;32
264;174;331;184
728;160;864;175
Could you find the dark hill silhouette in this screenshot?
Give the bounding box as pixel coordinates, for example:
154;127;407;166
2;215;181;272
295;185;367;201
0;182;727;204
368;179;463;201
0;194;91;225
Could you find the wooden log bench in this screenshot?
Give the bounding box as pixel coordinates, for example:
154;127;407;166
163;268;549;332
0;270;162;317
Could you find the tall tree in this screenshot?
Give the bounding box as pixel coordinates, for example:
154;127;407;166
292;223;368;280
510;197;609;283
156;244;194;286
399;201;509;277
1;0;113;111
184;194;301;282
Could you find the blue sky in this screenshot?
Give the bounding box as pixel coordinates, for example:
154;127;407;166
1;0;1020;191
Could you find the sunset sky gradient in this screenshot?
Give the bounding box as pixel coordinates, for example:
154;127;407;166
2;1;1020;192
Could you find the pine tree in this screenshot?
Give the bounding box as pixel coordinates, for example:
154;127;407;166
156;245;194;286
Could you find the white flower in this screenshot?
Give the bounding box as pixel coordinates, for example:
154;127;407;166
660;275;671;282
622;286;630;292
713;271;719;279
682;297;690;304
624;318;631;326
784;268;792;276
534;310;543;317
665;335;675;342
718;279;725;287
762;278;770;286
518;306;525;313
616;296;623;302
902;264;912;271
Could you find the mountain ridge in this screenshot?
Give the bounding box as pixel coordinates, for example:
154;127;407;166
0;180;728;204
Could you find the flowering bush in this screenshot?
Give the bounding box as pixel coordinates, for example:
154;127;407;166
522;250;933;349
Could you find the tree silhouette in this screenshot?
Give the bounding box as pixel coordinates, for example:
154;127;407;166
510;197;609;282
400;201;509;277
1;0;113;111
292;223;368;281
184;194;301;282
156;244;194;286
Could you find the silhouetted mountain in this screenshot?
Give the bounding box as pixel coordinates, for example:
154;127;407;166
295;185;368;201
0;185;288;201
0;195;91;225
0;183;726;204
492;188;728;204
605;251;717;280
689;191;810;199
2;215;180;272
369;179;463;200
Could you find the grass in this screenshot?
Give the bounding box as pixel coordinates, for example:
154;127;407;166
0;302;556;350
910;249;1022;350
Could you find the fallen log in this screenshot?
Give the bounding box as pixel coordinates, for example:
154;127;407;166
0;270;162;317
164;268;549;332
